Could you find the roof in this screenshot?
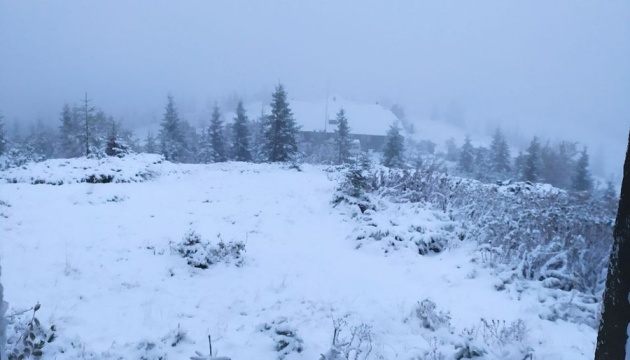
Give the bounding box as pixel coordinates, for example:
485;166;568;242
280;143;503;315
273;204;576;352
228;97;397;137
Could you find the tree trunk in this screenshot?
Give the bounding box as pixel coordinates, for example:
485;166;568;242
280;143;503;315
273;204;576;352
595;131;630;359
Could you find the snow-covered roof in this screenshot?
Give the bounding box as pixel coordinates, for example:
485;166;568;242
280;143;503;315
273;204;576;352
233;97;397;137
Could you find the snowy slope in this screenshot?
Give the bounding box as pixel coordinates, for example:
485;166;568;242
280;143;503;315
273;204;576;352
0;160;596;359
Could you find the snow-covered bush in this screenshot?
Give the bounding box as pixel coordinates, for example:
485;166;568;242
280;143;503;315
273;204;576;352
171;230;245;269
4;303;57;360
409;299;452;332
333;155;374;214
320;317;373;360
1;154;170;185
350;167;614;296
258;317;304;359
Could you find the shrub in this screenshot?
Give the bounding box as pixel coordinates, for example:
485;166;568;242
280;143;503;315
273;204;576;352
4;303;56;360
259;318;304;359
171;230;245;269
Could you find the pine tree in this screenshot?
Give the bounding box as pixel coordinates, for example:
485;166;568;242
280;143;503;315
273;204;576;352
382;121;405;168
263;84;299;162
249;108;267;163
490;128;511;176
0;113;6;157
572;147;593;192
209;104;227;162
144;132;157;154
458;135;474;173
159;95;185;162
105;120;129;157
595;132;630;359
58;104;83;158
522;136;542;182
231;101;251;162
80;93;96;157
334;108;351;164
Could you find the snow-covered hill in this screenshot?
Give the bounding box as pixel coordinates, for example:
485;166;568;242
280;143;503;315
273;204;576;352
0;157;597;359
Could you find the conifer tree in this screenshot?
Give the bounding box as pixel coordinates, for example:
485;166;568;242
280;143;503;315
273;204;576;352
490;128;511;176
334;108;352;164
263;84;299;162
249;108;267;163
58;104;83;158
382;121;405;168
80;93;96;157
209;104;227;162
159;95;185;162
105;120;129;157
458;135;474;173
522;136;542;182
232;101;251;162
572;147;593;192
144;132;157;154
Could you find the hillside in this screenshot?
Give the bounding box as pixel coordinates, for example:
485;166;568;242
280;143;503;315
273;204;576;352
1;156;599;359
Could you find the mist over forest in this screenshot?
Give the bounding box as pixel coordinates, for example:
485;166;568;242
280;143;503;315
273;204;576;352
0;1;628;179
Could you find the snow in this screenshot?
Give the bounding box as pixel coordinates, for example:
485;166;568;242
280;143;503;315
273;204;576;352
0;158;597;359
222;97;397;137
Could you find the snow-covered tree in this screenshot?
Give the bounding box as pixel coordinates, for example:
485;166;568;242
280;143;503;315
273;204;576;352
333;108;351;164
159;95;186;162
249;109;267;163
489;128;511;176
144;132;157;154
208;105;227;162
382;121;405;168
231;101;251;162
595;132;630;359
105;120;130;157
458;136;474;173
79;93;97;157
522;136;542;182
263;84;299;162
58;104;83;158
572;147;593;192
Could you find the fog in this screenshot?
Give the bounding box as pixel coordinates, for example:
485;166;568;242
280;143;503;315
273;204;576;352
1;1;628;177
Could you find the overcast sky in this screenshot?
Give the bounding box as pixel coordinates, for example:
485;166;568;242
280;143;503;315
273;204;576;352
1;1;629;176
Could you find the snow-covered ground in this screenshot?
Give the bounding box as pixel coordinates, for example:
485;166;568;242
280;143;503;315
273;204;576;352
1;157;596;359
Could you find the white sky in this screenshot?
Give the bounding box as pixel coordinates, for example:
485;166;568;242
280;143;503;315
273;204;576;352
0;0;628;176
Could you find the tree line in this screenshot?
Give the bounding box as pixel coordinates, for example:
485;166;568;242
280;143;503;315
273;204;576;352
448;129;597;193
0;84;367;167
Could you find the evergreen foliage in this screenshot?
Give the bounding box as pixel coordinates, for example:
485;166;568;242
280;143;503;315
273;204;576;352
231;101;251;161
522;137;542;182
382;121;405;168
144;132;157;154
159;95;186;162
209;104;227;162
489;128;511;176
263;84;299;162
572;147;593;192
105;120;130;157
458;136;474;173
58;104;83;158
249;109;267;163
80;93;97;157
333;108;351;164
